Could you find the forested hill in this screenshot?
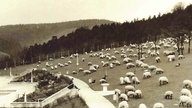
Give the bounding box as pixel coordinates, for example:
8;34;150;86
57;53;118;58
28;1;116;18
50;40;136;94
0;19;114;47
22;4;192;63
0;38;22;57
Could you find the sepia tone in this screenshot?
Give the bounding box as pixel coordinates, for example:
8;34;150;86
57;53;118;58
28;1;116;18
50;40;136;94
0;0;192;108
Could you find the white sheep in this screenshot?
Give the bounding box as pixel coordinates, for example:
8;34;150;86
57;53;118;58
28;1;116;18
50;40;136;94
61;56;65;59
32;68;37;72
89;54;93;57
179;95;192;107
64;62;69;66
79;68;84;72
49;58;54;61
133;54;138;57
50;66;54;70
99;79;107;84
132;76;140;84
89;66;97;72
68;60;72;64
124;77;131;84
140;57;145;62
164;50;175;56
82;58;85;62
109;63;114;69
54;65;58;69
130;44;136;48
172;44;177;49
92;64;99;69
66;71;69;74
88;62;92;66
155;68;164;74
114;89;121;102
102;62;109;67
72;71;77;74
123;57;133;63
164;91;173;99
70;55;73;59
113;60;121;66
159;76;168;86
183;80;192;89
114;89;121;95
106;56;112;61
178;55;185;60
186;97;192;107
120;77;125;85
148;65;157;72
150;51;158;57
58;63;64;67
143;72;151;79
127;91;135;98
125;85;135;93
45;62;50;67
143;45;148;49
83;70;91;75
88;78;96;84
118;101;129;108
42;68;47;71
127;48;134;52
141;63;149;69
126;72;135;78
126;63;135;69
139;103;147;108
167;55;175;62
175;63;181;67
155;56;161;63
100;54;105;59
121;54;127;58
135;89;142;99
153;103;164;108
135;60;143;67
114;50;120;54
181;88;191;96
119;93;128;101
111;55;117;60
128;54;134;57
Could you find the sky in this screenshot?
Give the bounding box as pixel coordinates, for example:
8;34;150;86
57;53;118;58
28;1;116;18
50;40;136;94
0;0;192;26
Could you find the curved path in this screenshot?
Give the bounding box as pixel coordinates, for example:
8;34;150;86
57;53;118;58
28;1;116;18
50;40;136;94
66;75;115;108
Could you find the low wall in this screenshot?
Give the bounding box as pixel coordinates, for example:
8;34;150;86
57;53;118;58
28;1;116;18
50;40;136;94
11;102;41;107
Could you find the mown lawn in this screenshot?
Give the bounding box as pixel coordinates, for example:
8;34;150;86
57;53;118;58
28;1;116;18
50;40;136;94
0;43;192;108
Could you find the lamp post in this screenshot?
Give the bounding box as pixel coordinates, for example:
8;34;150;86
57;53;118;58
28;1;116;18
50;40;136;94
9;67;12;77
31;71;33;83
76;53;79;66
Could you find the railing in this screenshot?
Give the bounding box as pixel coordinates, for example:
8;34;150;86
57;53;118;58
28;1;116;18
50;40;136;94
11;84;72;108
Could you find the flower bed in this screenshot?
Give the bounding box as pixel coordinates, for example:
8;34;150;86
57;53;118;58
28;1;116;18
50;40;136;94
13;70;71;102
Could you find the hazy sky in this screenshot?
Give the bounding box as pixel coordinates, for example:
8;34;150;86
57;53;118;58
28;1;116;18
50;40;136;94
0;0;191;26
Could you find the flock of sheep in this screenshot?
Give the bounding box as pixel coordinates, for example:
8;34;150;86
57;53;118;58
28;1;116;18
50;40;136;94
33;37;192;108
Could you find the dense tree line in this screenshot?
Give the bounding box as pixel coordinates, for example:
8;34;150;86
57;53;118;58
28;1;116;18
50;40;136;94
1;3;192;68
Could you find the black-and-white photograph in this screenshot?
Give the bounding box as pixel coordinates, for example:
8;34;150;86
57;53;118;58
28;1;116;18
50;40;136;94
0;0;192;108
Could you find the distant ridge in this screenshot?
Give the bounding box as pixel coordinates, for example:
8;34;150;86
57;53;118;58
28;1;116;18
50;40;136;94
0;19;115;47
0;19;114;58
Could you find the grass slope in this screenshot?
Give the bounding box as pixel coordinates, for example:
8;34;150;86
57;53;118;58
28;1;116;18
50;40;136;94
0;44;191;108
